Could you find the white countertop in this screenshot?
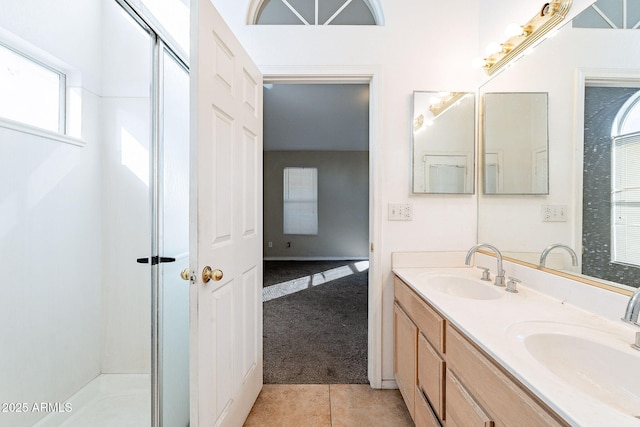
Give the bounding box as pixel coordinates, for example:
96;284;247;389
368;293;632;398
393;266;640;427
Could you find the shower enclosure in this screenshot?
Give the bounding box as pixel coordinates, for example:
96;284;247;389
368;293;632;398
0;1;189;426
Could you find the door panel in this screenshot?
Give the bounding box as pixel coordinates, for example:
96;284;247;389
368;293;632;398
239;267;259;380
242;129;258;236
160;47;190;427
190;0;263;425
211;107;234;244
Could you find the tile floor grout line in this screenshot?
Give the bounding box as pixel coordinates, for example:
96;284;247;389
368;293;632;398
328;384;333;426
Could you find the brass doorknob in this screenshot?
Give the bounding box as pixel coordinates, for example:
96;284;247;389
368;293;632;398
202;266;223;283
180;269;192;281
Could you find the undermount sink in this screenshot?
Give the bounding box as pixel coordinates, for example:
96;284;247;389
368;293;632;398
425;274;503;300
508;321;640;417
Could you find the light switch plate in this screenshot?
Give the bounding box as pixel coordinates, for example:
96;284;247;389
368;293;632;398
389;203;413;221
541;204;568;222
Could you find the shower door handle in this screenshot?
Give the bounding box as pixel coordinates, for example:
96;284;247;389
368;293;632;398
136;256;177;265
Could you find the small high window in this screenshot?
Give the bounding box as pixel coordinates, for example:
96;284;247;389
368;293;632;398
283;167;318;235
0;42;66;134
253;0;379;25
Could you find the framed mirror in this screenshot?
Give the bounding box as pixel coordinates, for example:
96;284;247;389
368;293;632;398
477;2;640;292
483;92;549;195
412;91;475;194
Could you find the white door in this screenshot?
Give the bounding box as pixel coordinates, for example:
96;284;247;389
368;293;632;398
189;1;263;425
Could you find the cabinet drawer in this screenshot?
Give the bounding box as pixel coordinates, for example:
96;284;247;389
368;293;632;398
446;370;493;427
394;303;417;419
415;386;442;427
446;324;567;427
394;277;445;353
417;332;445;420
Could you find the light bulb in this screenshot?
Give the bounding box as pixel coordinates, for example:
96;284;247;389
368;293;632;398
471;57;486;69
485;42;502;55
504;23;523;38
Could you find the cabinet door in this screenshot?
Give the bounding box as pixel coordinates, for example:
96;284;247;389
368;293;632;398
418;332;445;420
446;370;494;427
394;302;417;419
447;324;567;426
415;387;442;427
394;277;445;352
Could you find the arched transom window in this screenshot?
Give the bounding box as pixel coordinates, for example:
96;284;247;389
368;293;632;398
574;0;640;29
251;0;381;25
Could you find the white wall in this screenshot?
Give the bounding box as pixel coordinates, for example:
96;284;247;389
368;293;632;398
0;2;103;424
264;151;370;259
210;0;481;383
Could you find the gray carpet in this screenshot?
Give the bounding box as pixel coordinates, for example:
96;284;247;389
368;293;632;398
263;260;368;384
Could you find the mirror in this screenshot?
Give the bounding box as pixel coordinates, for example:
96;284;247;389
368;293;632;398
477;5;640;290
483;92;549;194
412;91;475;194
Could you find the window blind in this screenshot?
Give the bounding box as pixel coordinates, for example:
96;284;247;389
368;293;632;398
283;167;318;235
612;132;640;266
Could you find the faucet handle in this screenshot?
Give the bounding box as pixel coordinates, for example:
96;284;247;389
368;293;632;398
506;277;521;293
477;266;491;281
633;332;640;351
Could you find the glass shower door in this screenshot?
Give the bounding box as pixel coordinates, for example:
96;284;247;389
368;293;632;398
157;46;190;427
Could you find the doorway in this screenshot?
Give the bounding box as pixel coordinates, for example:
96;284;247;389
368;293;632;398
262;82;372;384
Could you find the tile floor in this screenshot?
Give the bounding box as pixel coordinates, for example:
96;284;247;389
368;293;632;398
244;384;413;426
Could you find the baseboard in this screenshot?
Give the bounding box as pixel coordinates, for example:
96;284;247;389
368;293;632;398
379;379;398;390
263;256;369;261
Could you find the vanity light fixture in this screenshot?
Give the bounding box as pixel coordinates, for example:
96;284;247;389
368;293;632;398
475;0;573;76
429;92;468;118
413;114;425;131
414;92;469;132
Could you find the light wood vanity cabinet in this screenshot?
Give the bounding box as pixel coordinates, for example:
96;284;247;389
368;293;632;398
417;333;445;419
446;324;568;427
446;369;493;427
394;276;569;427
394;302;417;416
394;277;446;426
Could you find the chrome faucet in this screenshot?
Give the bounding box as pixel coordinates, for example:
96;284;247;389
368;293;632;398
539;243;579;268
465;243;505;287
623;287;640;326
623;287;640;351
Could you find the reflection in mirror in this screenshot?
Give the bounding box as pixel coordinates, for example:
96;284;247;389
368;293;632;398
583;86;640;286
412;91;475;194
483;92;549;194
477;5;640;291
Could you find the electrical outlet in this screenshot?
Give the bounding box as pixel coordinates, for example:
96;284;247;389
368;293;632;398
389;203;413;221
541;204;568;222
268;241;273;248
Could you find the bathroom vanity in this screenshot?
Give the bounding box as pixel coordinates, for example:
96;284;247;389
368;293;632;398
394;275;566;426
392;255;640;427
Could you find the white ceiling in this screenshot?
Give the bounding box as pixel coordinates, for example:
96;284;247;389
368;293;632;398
263;83;370;151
